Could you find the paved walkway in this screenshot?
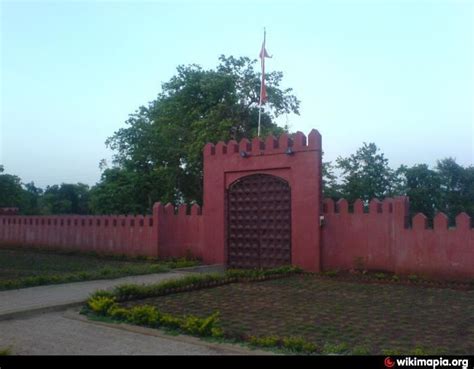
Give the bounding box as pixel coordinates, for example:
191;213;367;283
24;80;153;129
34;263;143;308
0;272;188;319
0;310;258;355
0;269;263;355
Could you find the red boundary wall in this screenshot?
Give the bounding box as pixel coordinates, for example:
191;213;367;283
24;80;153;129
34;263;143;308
322;196;474;280
1;129;473;280
0;204;204;259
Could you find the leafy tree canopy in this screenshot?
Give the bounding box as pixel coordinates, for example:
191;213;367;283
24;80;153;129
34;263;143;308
94;55;300;213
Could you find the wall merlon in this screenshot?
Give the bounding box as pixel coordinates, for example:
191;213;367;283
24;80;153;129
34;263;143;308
433;212;449;230
191;203;202;216
308;129;322;149
178;204;187;216
412;213;428;230
353;199;364;214
323;198;335;214
292;131;307;149
215;141;227;154
455;212;471;230
336;199;349;214
369;199;382;214
251;137;264;155
203;143;215;156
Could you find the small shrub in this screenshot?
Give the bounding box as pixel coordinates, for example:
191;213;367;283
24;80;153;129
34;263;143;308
374;273;386;280
159;313;182;329
87;296;117;315
179;312;220;336
408;274;419;282
127;305;161;326
352;346;370;355
108;306;130;320
282;336;317;353
248;335;281;348
322;342;350;354
391;275;400;282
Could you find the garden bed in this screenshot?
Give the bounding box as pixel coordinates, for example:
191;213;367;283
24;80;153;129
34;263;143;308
83;267;474;355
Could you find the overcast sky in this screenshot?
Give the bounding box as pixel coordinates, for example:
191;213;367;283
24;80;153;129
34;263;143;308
1;0;473;188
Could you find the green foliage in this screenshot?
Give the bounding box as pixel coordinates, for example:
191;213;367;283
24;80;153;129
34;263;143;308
159;313;182;329
436;158;474;223
111;266;300;301
282;336;318;353
351;346;370;355
374;273;387;280
336;143;401;202
108;306;130;320
180;312;221;336
322;160;342;199
86;296;222;338
87;296;117;315
93;55;299;212
0;168;24;208
398;164;443;220
41;183;90;215
321;342;350;354
248;335;281;348
408;274;419;282
127;305;161;326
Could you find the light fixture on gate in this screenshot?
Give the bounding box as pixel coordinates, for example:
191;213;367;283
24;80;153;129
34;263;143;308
240;151;249;158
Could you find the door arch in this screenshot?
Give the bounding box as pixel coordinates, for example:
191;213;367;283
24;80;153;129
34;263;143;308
227;174;291;269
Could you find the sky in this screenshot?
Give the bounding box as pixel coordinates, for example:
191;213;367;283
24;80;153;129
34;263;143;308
1;0;473;188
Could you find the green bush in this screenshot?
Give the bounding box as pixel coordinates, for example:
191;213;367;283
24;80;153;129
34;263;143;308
159;313;182;329
180;312;220;336
248;335;281;348
351;346;370;355
374;273;386;280
87;296;117;315
322;342;350;354
108;305;130;320
282;336;317;353
128;305;161;326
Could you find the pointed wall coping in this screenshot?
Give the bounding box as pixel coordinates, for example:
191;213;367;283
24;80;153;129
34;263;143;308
203;130;322;157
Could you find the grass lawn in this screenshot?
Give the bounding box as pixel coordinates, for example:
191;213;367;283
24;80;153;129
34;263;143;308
0;247;197;290
120;275;474;354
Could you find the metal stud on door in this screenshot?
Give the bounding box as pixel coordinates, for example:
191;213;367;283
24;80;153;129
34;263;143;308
227;174;291;269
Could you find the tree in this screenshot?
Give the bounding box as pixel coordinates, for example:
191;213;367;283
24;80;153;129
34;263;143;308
41;183;90;215
0;166;24;208
322;160;342;199
398;164;442;220
21;182;43;215
436;158;474;221
336;143;399;202
95;55;300;213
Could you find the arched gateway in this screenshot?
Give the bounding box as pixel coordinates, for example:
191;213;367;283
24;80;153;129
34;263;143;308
227;174;291;269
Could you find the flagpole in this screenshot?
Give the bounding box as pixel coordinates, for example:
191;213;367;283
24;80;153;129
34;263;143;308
258;28;266;137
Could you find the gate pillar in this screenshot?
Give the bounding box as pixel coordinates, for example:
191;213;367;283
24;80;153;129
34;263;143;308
202;130;322;272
